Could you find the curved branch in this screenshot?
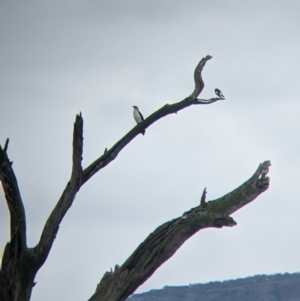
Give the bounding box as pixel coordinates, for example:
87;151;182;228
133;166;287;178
82;97;221;183
88;161;271;301
190;55;213;99
83;55;218;184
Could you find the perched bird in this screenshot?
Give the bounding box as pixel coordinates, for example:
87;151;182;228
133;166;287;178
132;106;145;135
215;88;225;99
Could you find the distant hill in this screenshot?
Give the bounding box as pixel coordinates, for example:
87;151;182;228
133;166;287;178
128;272;300;301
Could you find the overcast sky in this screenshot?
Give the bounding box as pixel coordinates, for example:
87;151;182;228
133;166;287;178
1;1;300;300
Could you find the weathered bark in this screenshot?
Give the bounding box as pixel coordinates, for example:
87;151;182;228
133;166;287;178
0;55;259;301
0;139;34;301
88;161;271;301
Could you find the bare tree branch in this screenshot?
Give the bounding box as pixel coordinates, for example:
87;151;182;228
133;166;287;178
32;114;84;267
0;140;31;301
190;55;213;99
82;56;218;183
82;58;222;184
83;97;221;184
88;161;271;301
0;140;26;247
82;97;222;184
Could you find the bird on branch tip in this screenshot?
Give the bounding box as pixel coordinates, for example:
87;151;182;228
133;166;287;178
133;106;145;135
215;88;225;99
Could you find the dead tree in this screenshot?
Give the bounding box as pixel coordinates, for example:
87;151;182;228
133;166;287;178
0;55;270;301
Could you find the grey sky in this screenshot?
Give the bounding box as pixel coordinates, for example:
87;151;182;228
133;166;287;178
1;1;300;300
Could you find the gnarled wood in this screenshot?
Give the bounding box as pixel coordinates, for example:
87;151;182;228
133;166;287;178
88;161;271;301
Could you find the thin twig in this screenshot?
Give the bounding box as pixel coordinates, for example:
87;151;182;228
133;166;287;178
200;187;207;205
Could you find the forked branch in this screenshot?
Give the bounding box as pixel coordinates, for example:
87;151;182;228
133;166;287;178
33;114;84;267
